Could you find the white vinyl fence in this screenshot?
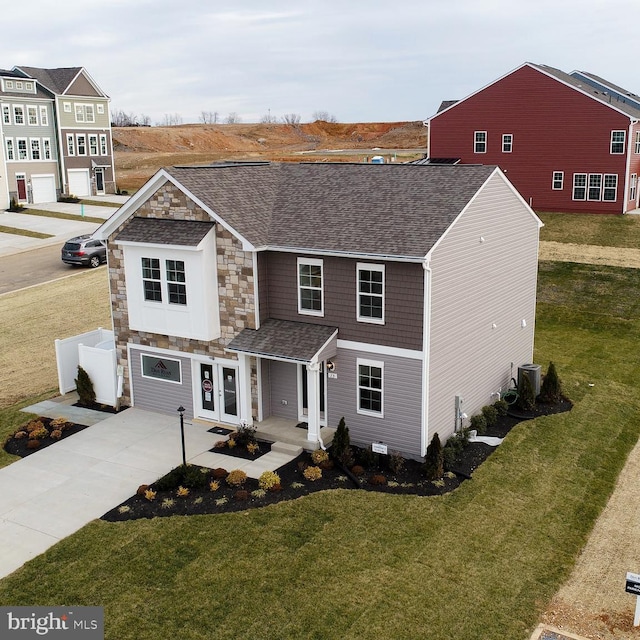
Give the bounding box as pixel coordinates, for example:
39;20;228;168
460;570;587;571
55;328;118;406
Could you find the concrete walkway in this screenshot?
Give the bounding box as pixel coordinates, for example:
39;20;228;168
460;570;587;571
0;399;301;579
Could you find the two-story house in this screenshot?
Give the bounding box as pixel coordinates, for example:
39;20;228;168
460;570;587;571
94;162;542;459
13;66;115;198
427;63;640;214
0;70;59;208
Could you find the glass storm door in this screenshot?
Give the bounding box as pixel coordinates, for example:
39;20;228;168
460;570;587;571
199;363;217;420
220;367;239;423
95;168;105;194
196;361;240;424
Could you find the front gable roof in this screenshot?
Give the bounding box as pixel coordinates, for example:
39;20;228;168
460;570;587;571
115;218;215;247
96;162;500;260
13;66;108;98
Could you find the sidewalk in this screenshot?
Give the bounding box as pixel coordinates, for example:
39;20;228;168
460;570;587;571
0;195;129;258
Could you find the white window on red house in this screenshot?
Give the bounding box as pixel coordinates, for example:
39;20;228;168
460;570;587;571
474;131;487;153
603;174;617;201
588;174;602;201
635;132;640;154
630;174;637;201
573;174;587;200
502;134;513;153
552;171;564;190
610;131;625;154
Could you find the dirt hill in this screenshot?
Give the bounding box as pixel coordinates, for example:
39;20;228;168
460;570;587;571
113;121;428;192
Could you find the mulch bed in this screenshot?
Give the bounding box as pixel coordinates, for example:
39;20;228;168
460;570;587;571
3;417;90;457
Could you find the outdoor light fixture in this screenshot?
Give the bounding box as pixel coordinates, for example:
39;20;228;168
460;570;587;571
177;405;186;467
326;360;335;371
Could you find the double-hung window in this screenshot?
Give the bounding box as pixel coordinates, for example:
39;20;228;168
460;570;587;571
5;139;14;161
603;174;617;201
357;263;384;323
588;174;602;201
635;132;640;154
85;104;95;123
17;139;27;160
573;173;587;200
76;134;86;156
99;134;108;155
297;258;323;316
75;104;85;123
43;138;51;160
89;134;98;156
474;131;487;153
39;106;48;126
27;106;38;125
30;139;40;160
13;105;24;125
166;260;187;305
357;359;383;417
142;258;162;302
2;105;10;125
552;171;564;190
502;134;513;153
610;131;625;154
630;174;638;201
66;134;75;156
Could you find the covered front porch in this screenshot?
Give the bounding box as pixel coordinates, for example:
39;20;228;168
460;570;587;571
254;415;336;452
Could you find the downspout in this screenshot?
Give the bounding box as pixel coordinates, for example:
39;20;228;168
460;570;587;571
421;256;432;457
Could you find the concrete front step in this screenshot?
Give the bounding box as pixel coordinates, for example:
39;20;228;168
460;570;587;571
271;441;303;456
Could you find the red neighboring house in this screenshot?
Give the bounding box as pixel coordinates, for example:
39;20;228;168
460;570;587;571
427;63;640;214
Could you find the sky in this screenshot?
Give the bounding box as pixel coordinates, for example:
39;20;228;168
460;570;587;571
5;0;640;125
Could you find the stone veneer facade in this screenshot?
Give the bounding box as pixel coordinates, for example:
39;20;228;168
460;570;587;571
107;181;259;416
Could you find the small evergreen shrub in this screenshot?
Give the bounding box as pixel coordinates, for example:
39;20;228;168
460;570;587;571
13;431;27;440
26;420;45;433
233;423;257;447
75;366;96;406
369;474;387;486
303;466;322;481
331;417;354;466
358;445;380;469
424;432;444;481
26;440;41;450
50;429;63;440
493;398;508;416
136;484;149;496
388;451;405;475
469;414;487;434
442;429;470;469
350;465;365;477
226;469;248;487
234;490;249;501
540;361;563;404
50;417;71;430
311;449;329;465
155;465;208;491
258;471;281;491
481;405;498;427
212;468;228;479
517;372;536;412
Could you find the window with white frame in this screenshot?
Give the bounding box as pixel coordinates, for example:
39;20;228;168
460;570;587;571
636;132;640;154
99;134;107;155
5;139;14;161
166;260;187;305
63;102;72;113
357;263;384;323
357;359;383;416
88;134;98;156
43;138;51;160
141;354;182;384
630;174;637;201
39;106;48;126
502;134;513;153
603;174;617;201
142;258;162;302
474;131;487;153
30;139;40;160
297;258;323;316
2;105;9;125
573;173;587;200
15;81;22;90
588;174;602;200
5;80;13;89
610;130;625;154
25;82;33;91
16;139;27;160
75;104;85;123
85;104;95;123
13;105;24;125
552;171;564;190
27;106;37;125
76;134;86;156
97;104;104;115
66;134;75;156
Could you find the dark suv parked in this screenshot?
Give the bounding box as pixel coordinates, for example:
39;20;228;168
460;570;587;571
61;235;106;268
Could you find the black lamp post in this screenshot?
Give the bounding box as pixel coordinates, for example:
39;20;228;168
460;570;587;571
177;405;186;467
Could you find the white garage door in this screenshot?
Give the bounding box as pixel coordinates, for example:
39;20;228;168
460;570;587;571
31;174;57;204
67;169;91;197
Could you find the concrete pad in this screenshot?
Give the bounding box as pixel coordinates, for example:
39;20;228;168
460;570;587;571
0;521;60;576
244;452;299;479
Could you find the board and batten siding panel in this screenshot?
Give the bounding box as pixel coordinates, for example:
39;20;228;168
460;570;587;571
130;348;194;417
427;172;539;443
327;347;423;459
264;252;423;350
268;360;299;421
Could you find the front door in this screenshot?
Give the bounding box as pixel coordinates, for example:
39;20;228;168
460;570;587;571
95;168;105;194
195;361;240;424
16;175;27;201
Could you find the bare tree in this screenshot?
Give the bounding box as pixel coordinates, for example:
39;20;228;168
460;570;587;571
312;111;338;123
199;111;219;124
139;113;151;126
260;110;278;124
158;113;183;126
111;109;138;127
225;112;241;124
281;113;301;126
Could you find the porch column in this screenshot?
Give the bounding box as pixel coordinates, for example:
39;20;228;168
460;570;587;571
306;361;321;444
238;354;254;425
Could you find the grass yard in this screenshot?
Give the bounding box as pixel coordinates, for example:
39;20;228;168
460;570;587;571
0;260;639;640
539;211;640;248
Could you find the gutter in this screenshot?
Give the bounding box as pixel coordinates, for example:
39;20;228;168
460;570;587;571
421;256;432;457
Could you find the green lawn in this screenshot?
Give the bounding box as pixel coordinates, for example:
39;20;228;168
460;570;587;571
0;225;52;238
20;208;105;224
0;261;639;640
539;211;640;247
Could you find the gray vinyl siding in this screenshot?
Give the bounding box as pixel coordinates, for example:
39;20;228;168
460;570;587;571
427;172;540;444
262;252;423;350
328;347;423;459
267;360;299;421
130;347;194;417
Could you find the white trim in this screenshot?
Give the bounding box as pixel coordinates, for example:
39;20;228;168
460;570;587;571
252;251;261;330
502;133;513;153
552;171;564;190
356;358;384;418
610;130;626;154
356;262;385;325
130;343;191;358
297;256;324;317
12;104;25;125
337;339;423;360
474;131;487;153
116;239;203;252
421;258;432;457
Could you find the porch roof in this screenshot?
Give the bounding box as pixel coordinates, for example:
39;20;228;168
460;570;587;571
114;217;215;246
226;318;338;364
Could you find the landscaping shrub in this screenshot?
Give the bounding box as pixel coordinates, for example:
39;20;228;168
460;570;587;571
331;417;354;466
369;474;387;486
212;468;228;479
136;484;149;496
540;361;563;404
233;423;257;447
311;449;329;465
517;372;536;411
443;429;470;468
50;429;62;440
234;490;249;501
226;469;248;487
424;432;444;481
26;420;45;433
176;486;190;497
155;464;208;491
75;366;96;406
209;480;220;492
493;398;508;416
469;414;487;434
258;471;281;491
388;451;405;475
481;405;498;427
303;466;322;481
358;445;380;469
26;440;40;450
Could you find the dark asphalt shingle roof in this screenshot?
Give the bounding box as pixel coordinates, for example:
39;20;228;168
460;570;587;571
115;218;215;246
227;319;338;363
14;66;83;95
165;162;496;259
